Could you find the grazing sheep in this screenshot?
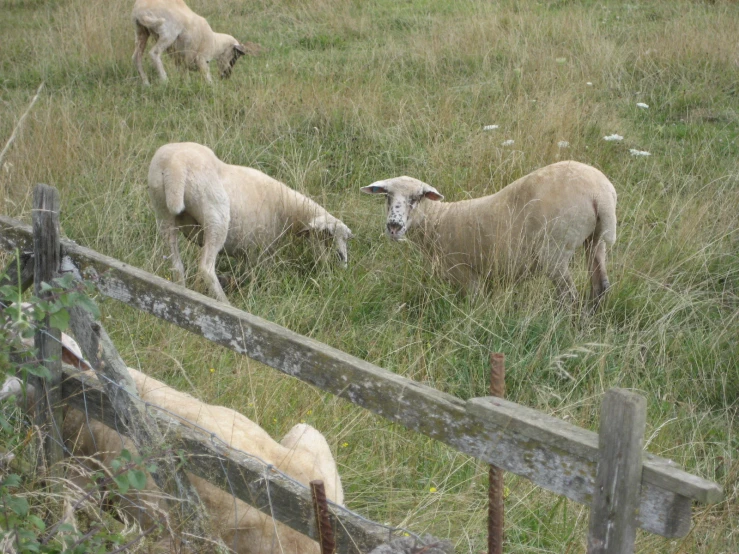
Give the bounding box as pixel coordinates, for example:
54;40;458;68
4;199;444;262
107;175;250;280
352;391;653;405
148;142;353;304
132;0;256;85
64;366;344;554
361;160;617;308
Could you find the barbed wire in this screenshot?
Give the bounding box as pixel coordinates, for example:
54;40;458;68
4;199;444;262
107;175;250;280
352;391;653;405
1;297;419;550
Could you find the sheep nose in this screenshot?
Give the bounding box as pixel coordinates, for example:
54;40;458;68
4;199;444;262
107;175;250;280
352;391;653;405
387;221;402;236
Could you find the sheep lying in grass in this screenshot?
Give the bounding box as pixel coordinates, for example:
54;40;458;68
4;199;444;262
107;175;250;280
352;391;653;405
4;330;343;553
64;366;344;554
361;160;617;308
132;0;257;85
148;142;353;304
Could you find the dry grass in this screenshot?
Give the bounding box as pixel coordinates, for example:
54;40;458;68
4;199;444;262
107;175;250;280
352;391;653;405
1;0;737;551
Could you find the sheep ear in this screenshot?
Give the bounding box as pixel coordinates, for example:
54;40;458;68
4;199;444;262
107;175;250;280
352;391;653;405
360;181;388;195
423;185;444;201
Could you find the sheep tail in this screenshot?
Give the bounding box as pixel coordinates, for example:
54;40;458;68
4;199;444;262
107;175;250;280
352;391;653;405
163;164;187;216
593;194;617;246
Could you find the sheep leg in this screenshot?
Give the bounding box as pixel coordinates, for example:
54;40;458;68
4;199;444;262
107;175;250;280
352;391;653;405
132;23;150;85
198;223;229;304
149;32;177;82
195;56;213;84
587;239;610;310
162;219;186;285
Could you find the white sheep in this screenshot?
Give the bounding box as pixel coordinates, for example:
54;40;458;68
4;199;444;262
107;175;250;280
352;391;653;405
132;0;255;85
5;326;344;551
64;366;344;554
148;142;353;304
361;160;617;308
0;327;344;552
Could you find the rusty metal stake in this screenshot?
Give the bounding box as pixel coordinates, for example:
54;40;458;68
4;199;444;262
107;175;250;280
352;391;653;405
488;353;506;554
310;480;336;554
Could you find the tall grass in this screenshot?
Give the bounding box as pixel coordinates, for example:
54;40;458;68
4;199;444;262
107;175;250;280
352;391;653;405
1;0;737;551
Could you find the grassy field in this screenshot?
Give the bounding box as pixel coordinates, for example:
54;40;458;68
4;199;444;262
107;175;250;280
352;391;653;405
1;0;738;551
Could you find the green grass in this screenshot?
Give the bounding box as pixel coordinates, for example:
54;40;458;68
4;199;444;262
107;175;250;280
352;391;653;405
1;0;737;551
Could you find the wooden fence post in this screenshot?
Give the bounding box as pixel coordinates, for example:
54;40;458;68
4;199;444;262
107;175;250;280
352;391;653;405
31;184;64;474
587;388;647;553
488;353;505;554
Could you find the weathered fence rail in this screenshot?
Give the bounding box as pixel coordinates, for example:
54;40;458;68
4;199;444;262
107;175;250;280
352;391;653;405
0;211;723;544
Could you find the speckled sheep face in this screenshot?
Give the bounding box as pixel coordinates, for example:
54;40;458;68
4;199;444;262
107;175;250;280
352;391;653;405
360;177;444;240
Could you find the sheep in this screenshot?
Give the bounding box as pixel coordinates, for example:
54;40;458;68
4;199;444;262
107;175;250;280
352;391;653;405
148;142;353;304
4;323;344;551
132;0;257;85
63;365;344;554
361;160;617;308
1;326;344;552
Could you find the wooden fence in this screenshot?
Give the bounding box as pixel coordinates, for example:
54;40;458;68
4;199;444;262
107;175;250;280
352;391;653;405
0;185;723;552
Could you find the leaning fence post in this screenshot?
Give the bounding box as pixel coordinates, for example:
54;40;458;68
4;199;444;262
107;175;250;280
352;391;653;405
488;353;505;554
587;388;647;554
31;183;64;474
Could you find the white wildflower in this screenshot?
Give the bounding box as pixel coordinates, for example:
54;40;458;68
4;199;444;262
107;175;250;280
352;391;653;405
501;139;515;147
557;141;570;148
636;102;649;109
629;149;651;157
483;125;499;131
603;134;624;142
586;82;593;86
